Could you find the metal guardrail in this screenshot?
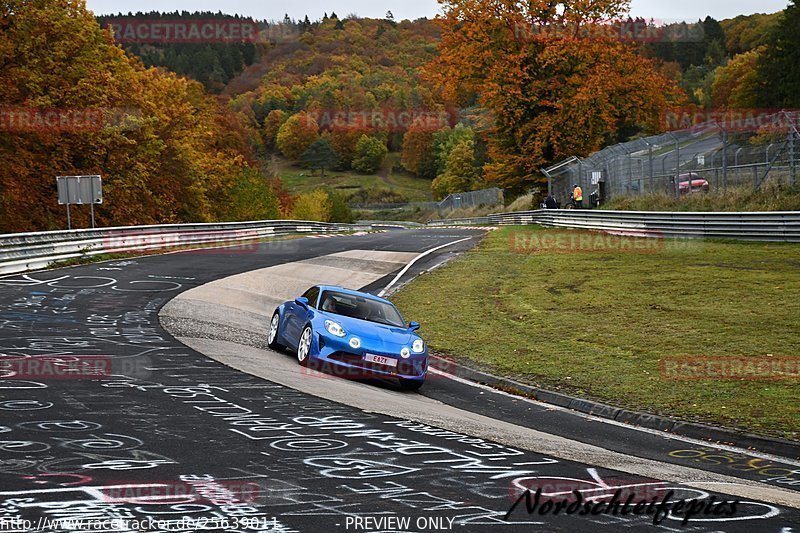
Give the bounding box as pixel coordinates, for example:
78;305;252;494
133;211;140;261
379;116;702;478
356;220;425;228
3;210;798;275
427;217;491;227
429;210;800;242
0;220;372;275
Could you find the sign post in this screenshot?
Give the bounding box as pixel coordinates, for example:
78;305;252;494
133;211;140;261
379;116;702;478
56;175;103;230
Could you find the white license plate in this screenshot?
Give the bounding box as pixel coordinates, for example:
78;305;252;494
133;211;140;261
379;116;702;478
364;354;397;368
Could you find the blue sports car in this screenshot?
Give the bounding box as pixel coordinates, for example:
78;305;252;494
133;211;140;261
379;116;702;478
268;285;428;390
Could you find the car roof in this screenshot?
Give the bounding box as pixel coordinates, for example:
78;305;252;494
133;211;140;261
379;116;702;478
316;285;393;305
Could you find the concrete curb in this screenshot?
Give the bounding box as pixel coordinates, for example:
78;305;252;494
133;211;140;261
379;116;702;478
429;355;800;461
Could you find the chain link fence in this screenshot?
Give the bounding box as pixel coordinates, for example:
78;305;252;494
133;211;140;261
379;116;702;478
542;111;800;206
437;188;503;211
352;187;503;214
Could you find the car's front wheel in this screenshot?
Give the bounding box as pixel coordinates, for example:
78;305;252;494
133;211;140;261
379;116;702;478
297;326;313;367
267;312;284;350
398;378;424;391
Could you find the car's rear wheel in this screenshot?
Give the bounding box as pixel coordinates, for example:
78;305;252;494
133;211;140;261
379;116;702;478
267;312;284;350
399;378;423;391
297;326;313;367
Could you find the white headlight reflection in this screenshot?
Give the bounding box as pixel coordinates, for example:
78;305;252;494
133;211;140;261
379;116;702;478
325;320;346;337
401;347;411;359
412;339;425;353
349;337;361;349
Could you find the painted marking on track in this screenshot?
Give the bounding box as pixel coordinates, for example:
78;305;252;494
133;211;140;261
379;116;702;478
427;367;800;468
377;237;473;297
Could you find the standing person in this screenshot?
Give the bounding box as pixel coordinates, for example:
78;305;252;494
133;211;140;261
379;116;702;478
572;184;583;209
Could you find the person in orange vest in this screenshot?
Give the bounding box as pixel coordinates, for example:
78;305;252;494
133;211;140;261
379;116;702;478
572;184;583;208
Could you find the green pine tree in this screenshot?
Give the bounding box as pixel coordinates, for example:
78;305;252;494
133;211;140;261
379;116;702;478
758;0;800;107
301;139;339;177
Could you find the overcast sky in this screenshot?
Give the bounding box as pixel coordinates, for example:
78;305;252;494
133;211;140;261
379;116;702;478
87;0;789;23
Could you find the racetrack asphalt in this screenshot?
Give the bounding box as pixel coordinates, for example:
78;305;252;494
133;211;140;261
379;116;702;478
0;228;798;532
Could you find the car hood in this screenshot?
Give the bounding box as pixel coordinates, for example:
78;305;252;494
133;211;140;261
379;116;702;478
320;312;415;344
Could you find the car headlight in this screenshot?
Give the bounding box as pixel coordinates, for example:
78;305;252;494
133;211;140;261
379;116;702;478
400;347;411;359
349;337;361;349
324;320;346;337
412;339;425;353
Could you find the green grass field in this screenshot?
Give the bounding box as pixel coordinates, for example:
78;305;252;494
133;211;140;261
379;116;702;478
392;226;800;440
276;153;434;203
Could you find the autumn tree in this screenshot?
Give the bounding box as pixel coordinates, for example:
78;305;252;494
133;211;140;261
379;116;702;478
432;125;475;176
711;48;764;108
276;112;319;160
400;123;439;178
430;0;681;191
431;138;482;199
328;128;365;169
326;189;355;223
0;0;253;232
263;109;288;149
269;176;295;217
223;168;281;221
291;189;332;221
352;135;388;173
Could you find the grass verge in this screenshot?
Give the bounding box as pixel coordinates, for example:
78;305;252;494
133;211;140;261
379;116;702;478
277;153;434;203
391;226;800;440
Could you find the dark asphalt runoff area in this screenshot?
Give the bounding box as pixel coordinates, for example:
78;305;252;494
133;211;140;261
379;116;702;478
0;228;797;532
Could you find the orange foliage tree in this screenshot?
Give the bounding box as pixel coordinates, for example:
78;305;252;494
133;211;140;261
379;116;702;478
429;0;682;191
0;0;261;232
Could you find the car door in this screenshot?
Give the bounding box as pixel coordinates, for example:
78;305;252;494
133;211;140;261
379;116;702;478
284;286;318;347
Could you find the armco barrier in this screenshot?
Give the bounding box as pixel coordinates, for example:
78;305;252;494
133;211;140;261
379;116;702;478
0;220;372;275
427;217;491;227
433;210;800;242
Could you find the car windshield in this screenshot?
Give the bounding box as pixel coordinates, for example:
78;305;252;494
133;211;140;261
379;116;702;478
319;290;405;327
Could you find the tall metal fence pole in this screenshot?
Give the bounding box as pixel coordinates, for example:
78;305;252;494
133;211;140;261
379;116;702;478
543;168;553;196
788;113;797;188
667;133;680;198
792;133;797;187
721;128;728;194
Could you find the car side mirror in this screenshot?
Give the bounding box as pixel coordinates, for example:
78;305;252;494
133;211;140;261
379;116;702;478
408;321;420;331
295;297;309;309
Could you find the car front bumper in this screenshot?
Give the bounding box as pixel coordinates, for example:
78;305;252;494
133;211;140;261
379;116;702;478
314;331;427;381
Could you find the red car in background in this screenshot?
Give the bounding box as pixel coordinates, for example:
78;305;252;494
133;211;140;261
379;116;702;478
678;172;710;194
